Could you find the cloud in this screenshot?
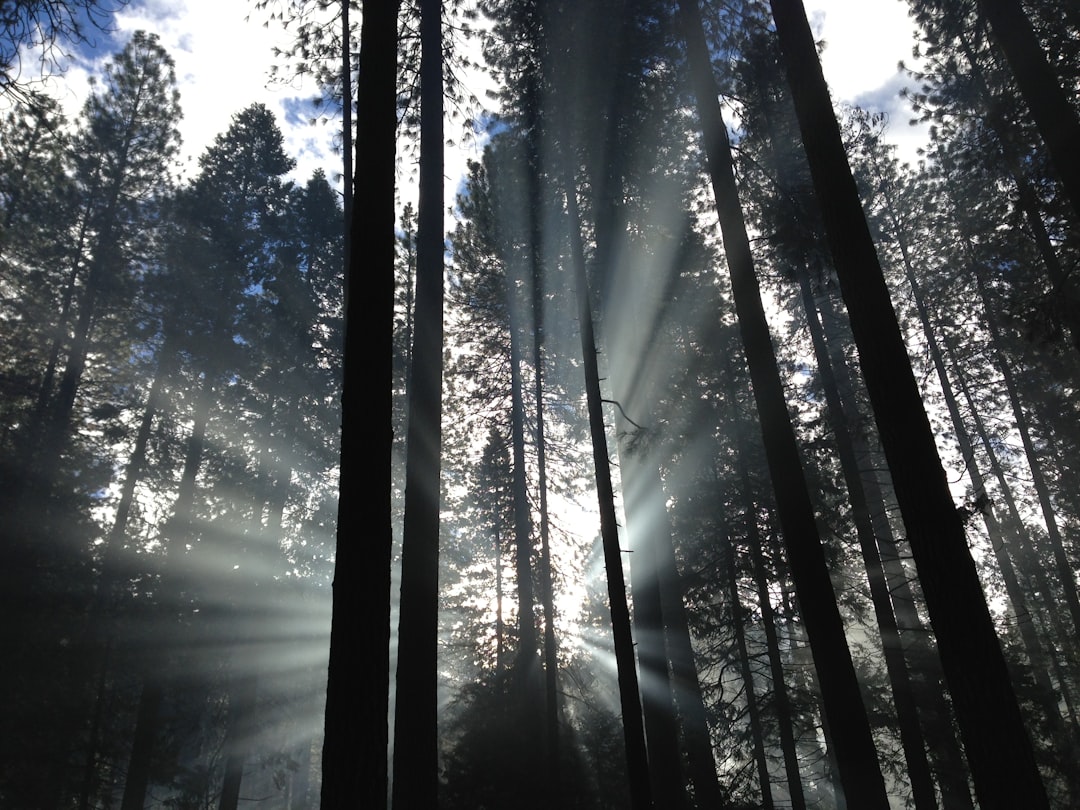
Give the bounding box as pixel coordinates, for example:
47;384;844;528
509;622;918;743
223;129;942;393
106;0;337;185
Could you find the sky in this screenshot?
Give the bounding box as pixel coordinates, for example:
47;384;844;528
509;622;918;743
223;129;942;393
16;0;929;203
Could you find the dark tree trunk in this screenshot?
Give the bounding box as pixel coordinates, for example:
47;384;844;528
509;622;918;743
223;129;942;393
976;0;1080;220
562;162;653;810
815;292;975;810
508;285;537;670
971;263;1080;646
740;466;806;810
218;674;258;810
797;268;938;810
678;3;889;805
768;1;1048;804
523;77;561;793
951;30;1080;350
720;523;774;810
651;465;723;810
617;425;686;810
320;0;399;806
390;0;444;804
119;678;162;810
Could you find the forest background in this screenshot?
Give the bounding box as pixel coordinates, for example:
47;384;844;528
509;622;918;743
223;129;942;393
2;0;1079;808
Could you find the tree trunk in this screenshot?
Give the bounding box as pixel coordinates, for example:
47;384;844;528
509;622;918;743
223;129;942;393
815;290;974;810
721;522;774;810
508;280;537;671
524;77;561;794
321;0;398;806
976;0;1080;220
652;464;724;810
678;3;889;804
797;267;938;810
617;423;687;810
768;1;1048;803
119;678;162;810
740;466;807;810
390;0;444;804
562;160;653;810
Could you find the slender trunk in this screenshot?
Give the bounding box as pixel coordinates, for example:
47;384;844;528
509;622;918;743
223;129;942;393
341;0;352;262
679;3;888;803
971;264;1080;644
947;333;1080;729
121;371;213;810
739;467;806;810
119;678;162;810
952;30;1079;349
797;267;938;809
768;1;1047;803
508;285;537;670
390;0;444;803
894;155;1077;793
523;77;561;792
36;220;117;483
100;343;174;590
721;523;774;810
815;291;975;810
562;162;653;810
617;425;686;810
218;673;257;810
496;522;504;672
651;464;723;810
946;330;1080;728
976;0;1080;220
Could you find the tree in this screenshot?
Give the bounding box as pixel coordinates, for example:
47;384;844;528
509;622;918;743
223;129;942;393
0;0;126;100
767;0;1049;804
391;0;445;805
320;0;399;803
677;1;890;804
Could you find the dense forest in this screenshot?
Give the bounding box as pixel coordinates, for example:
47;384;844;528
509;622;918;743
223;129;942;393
2;0;1079;807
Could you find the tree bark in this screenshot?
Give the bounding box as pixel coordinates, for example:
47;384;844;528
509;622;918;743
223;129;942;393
617;424;686;810
391;0;444;803
321;0;399;807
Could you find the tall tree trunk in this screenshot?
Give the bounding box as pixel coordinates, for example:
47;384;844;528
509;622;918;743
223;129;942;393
617;423;686;810
321;0;399;806
970;263;1080;644
218;673;258;810
951;30;1080;350
945;330;1080;728
815;291;975;810
562;161;653;810
523;75;561;794
720;520;774;810
508;284;537;671
391;0;444;803
119;678;162;810
738;464;807;810
678;3;889;804
120;370;213;810
652;465;724;810
768;1;1047;803
797;267;938;810
976;0;1080;220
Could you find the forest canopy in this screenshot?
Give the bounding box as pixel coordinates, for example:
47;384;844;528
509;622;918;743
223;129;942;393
2;0;1080;808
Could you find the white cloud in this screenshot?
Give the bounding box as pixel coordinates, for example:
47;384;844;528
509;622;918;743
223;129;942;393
805;0;928;164
109;0;338;186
